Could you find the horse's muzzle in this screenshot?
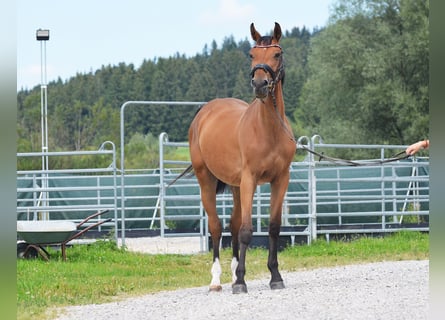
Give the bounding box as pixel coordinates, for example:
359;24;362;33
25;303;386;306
251;78;269;99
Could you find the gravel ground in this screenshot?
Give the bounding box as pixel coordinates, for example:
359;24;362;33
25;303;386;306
118;236;205;254
54;258;428;320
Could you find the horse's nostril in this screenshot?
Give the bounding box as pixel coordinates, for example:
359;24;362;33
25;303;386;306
251;78;269;89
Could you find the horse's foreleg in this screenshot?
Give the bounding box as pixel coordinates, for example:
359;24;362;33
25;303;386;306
232;225;252;294
267;176;289;290
230;186;241;284
232;178;255;294
268;220;284;290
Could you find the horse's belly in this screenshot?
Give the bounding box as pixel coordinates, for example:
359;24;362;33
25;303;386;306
190;98;247;185
199;127;242;185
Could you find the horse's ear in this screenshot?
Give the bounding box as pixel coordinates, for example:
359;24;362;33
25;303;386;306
273;22;282;42
250;23;261;42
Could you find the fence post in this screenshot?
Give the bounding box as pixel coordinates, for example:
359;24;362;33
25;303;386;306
99;141;119;244
309;135;323;242
159;132;168;238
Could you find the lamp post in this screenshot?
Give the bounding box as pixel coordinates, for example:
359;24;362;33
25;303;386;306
36;29;49;220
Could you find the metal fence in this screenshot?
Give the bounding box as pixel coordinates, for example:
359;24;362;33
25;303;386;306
16;136;429;251
16;141;119;242
156;133;429;248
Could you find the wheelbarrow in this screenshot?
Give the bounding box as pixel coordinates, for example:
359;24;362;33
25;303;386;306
17;210;111;261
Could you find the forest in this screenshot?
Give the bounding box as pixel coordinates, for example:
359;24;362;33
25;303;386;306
17;0;429;169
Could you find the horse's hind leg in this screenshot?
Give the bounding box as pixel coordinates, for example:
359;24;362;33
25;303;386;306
195;170;223;292
208;209;223;292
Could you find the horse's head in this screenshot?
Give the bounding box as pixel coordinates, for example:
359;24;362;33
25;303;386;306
249;22;284;99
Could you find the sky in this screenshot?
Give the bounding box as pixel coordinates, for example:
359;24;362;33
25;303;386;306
17;0;336;91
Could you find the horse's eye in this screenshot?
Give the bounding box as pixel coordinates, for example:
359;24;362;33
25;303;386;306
274;52;282;59
249;54;254;59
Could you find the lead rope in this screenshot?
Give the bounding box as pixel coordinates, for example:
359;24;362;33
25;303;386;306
298;145;409;166
268;93;410;166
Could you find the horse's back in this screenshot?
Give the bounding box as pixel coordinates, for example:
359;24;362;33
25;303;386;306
189;97;248;140
193;98;248;125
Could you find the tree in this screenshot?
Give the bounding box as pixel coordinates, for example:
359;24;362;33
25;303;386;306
297;0;429;146
185;65;216;101
125;132;160;169
232;69;252;101
17;92;41;152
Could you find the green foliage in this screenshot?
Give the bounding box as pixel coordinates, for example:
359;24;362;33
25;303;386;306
123;132;189;169
125;132;159;169
297;0;429;150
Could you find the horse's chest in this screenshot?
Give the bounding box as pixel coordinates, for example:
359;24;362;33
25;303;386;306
245;142;293;180
243;134;294;162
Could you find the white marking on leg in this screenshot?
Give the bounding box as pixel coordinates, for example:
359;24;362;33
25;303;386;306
210;258;222;288
231;257;239;284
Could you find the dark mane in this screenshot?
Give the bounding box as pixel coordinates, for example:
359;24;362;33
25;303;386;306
256;36;273;46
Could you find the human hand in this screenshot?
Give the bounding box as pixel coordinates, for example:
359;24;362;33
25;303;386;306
405;140;429;156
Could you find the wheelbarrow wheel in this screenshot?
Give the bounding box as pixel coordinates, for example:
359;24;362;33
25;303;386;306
17;242;38;259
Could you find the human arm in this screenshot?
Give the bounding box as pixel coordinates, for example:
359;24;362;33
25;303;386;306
405;139;429;156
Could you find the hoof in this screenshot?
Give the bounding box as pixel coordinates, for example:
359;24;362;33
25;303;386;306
209;285;222;292
270;280;285;290
232;283;248;294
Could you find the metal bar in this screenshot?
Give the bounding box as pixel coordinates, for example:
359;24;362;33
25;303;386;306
17;150;114;157
119;101;206;246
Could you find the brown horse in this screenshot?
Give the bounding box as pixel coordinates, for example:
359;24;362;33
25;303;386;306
188;22;296;293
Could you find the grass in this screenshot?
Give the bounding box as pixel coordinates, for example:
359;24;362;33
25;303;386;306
17;231;429;320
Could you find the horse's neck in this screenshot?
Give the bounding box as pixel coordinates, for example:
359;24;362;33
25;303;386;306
248;83;290;139
258;83;286;124
269;82;285;119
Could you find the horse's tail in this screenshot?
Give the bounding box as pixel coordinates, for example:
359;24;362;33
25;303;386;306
168;164;227;194
167;164;194;187
216;180;227;194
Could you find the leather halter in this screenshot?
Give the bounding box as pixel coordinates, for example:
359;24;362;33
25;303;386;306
250;43;285;114
250;44;284;90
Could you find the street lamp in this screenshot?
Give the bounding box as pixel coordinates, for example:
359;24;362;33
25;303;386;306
36;29;49;41
36;28;49;220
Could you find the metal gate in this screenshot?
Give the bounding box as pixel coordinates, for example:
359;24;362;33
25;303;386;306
155;133;429;247
17;141;119;242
